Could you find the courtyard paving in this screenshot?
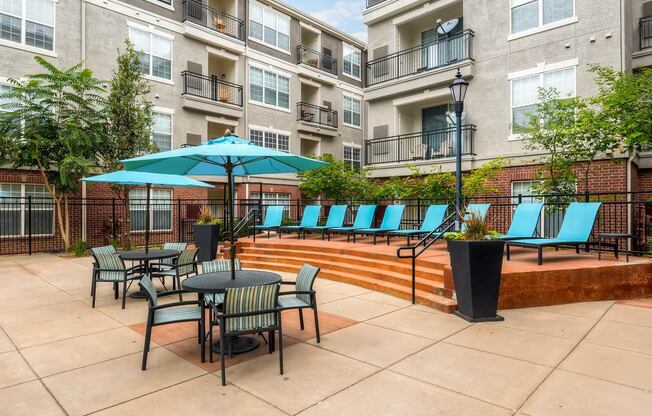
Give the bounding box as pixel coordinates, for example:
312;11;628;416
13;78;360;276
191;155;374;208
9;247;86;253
0;253;651;415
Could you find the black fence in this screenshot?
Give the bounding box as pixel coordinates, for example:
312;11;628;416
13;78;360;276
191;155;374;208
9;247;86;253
182;0;245;41
182;71;243;107
365;125;476;165
366;29;474;87
641;16;652;50
297;102;338;128
297;46;338;76
1;192;651;256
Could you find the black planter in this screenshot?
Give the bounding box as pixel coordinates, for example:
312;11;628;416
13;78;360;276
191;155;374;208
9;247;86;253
193;224;220;262
447;239;505;322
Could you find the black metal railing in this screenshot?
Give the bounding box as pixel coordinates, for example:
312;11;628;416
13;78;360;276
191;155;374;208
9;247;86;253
365;125;476;166
366;29;474;87
366;0;388;8
297;102;338;128
182;0;245;41
297;46;338;76
182;71;243;107
641;16;652;50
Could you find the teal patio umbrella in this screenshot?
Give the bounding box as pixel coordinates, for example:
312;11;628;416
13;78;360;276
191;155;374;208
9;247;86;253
82;171;214;252
120;135;329;277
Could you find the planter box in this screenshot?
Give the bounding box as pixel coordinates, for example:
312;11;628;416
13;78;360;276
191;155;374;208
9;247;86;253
447;239;505;322
194;224;220;262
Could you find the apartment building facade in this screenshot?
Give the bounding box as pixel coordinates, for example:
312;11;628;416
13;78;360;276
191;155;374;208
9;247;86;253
0;0;366;205
362;0;652;196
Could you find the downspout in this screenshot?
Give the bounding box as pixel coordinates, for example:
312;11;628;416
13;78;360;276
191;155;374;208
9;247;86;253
81;1;87;242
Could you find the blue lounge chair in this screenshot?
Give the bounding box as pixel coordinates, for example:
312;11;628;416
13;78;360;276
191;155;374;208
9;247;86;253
279;205;322;239
252;205;284;240
497;203;544;240
303;205;348;240
387;205;449;245
351;205;406;245
506;202;602;265
327;205;377;242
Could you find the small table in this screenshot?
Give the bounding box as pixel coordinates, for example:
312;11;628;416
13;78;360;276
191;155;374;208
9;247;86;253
597;233;631;262
182;270;282;356
119;249;180;298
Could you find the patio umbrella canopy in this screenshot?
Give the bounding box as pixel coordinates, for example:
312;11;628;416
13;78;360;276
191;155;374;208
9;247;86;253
121;135;329;277
82;171;214;252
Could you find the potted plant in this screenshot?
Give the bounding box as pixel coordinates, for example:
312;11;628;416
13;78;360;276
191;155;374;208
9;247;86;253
193;206;222;262
445;213;505;322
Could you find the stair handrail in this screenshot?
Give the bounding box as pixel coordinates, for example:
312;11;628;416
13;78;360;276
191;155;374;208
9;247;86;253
396;212;457;304
225;208;258;240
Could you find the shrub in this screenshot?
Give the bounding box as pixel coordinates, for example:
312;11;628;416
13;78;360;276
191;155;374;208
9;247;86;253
69;240;89;257
196;206;222;225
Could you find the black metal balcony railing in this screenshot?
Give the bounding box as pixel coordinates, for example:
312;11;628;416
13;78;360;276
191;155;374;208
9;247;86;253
297;102;338;128
366;29;474;87
366;0;388;8
297;46;338;76
182;71;243;107
641;16;652;50
364;125;476;166
182;0;245;41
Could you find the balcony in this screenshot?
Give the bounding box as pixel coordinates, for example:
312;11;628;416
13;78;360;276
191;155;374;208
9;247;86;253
641;16;652;50
297;46;338;76
182;0;244;40
181;71;243;117
366;29;474;88
297;102;338;128
364;125;476;166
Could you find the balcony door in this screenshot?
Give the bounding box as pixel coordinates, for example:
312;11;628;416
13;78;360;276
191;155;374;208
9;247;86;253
421;18;463;70
422;104;452;158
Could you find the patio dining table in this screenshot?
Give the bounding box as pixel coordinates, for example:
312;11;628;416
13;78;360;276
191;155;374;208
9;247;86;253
119;249;180;298
182;270;282;357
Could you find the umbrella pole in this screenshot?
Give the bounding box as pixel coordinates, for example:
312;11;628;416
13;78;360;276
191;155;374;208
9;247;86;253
145;183;151;254
227;161;236;280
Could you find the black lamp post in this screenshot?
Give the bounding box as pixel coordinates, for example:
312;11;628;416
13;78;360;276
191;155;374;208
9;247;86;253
449;69;469;229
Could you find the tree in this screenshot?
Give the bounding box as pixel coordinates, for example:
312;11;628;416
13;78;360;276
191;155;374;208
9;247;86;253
462;159;507;199
0;57;106;250
297;154;377;200
102;40;155;247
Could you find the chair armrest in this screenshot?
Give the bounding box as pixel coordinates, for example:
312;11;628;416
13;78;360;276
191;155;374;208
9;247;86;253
280;281;297;286
279;290;314;296
156;289;189;297
96;267;129;273
212;307;281;318
150;300;200;311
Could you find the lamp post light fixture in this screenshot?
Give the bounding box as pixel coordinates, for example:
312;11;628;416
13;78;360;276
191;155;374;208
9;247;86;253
449;68;469;229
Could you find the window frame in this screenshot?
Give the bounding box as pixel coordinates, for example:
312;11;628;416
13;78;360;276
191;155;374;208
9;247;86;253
248;64;291;112
0;183;55;238
509;0;576;39
343;143;361;170
248;0;291;54
128;22;174;84
342;42;362;80
152;107;174;151
248;125;290;152
249;191;291;215
0;0;57;55
128;187;173;233
343;93;362;128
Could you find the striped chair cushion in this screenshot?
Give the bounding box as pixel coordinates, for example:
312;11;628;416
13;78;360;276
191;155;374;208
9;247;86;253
139;275;158;307
204;292;225;305
295;264;319;304
160;242;188;267
223;284;279;333
154;306;202;324
91;245;116;255
94;253;125;281
202;259;242;273
177;248;199;275
278;296;310;309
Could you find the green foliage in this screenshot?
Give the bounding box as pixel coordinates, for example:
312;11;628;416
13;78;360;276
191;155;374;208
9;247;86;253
298;154;377;200
463;159;507;199
444;213;499;241
196;206;222;225
69;240;89;257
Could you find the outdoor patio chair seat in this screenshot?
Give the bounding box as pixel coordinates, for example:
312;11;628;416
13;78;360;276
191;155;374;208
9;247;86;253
278;264;321;342
387;205;449;245
279;205;321;239
327;205;377;242
151;242;188;272
506;202;602;265
252;205;284;239
154;306;203;325
201;259;241;307
90;251;143;309
303;205;348;239
351;205;406;245
278;296;310;308
151;248;199;299
495;203;544;240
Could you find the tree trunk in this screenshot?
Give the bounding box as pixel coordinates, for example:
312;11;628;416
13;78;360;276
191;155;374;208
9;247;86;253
122;190;132;249
54;195;70;250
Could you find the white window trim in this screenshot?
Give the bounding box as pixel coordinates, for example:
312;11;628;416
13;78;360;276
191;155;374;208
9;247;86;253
128;21;174;85
508;0;576;40
248;64;292;113
342;42;362;81
248;125;291;152
0;183;55;238
248;36;292;56
0;0;58;55
248;0;291;54
343;142;362;168
508;59;578;140
144;0;174;11
342;93;362;130
129;188;173;233
152;107;174;151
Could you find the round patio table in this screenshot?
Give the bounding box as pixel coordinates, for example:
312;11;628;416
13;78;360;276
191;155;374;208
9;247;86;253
119;249;180;298
182;270;282;355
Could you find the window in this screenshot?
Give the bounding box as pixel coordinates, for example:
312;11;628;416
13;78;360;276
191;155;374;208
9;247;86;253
0;0;55;51
249;128;289;152
152;111;172;151
343;144;361;169
249;0;290;52
250;192;291;215
0;183;54;237
510;65;575;133
511;0;574;34
129;25;172;81
129;188;172;232
343;95;361;127
249;66;290;110
343;43;361;79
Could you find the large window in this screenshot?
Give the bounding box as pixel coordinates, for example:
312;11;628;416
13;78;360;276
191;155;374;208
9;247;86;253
0;183;54;237
343;95;361;127
249;66;290;110
249;0;290;52
511;0;574;35
510;64;575;133
152;111;172;151
129;188;172;232
250;128;289;152
0;0;55;51
129;25;172;81
250;191;291;215
343;144;361;169
343;43;361;79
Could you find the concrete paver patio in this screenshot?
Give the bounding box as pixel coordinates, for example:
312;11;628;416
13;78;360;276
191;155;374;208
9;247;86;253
0;253;650;415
